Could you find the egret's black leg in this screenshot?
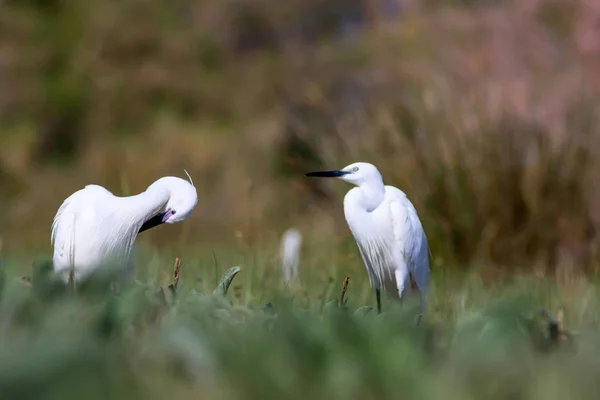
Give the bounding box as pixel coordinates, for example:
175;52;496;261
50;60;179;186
68;268;75;293
376;288;381;314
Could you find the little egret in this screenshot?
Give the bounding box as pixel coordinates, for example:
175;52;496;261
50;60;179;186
280;228;302;283
306;162;429;313
51;172;198;285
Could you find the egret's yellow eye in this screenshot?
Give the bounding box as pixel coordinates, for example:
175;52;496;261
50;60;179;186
352;167;359;172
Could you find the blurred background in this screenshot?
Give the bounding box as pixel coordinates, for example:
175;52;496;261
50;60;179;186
1;0;600;278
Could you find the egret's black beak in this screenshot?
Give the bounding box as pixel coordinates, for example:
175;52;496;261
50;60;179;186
305;170;349;178
138;211;167;233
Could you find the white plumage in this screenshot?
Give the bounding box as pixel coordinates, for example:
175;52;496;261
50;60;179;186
306;162;430;313
51;173;198;284
280;228;302;283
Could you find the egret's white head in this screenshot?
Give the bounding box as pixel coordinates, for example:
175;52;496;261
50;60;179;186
139;172;198;233
160;176;198;224
305;162;383;187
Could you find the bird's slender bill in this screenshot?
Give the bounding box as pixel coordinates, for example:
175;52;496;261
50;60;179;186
305;170;349;178
138;209;171;233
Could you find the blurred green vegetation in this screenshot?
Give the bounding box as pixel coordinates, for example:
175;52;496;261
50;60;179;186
0;254;593;400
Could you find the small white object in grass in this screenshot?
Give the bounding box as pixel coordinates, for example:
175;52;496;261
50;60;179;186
51;172;198;285
280;228;302;284
306;162;430;314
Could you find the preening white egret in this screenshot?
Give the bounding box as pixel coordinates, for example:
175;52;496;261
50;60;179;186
306;162;429;314
280;228;302;283
51;172;198;285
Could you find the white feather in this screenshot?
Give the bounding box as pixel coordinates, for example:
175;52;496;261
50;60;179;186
51;176;198;284
280;228;302;283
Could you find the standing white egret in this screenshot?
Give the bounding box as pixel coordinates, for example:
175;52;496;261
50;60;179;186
280;228;303;284
306;162;429;314
51;172;198;285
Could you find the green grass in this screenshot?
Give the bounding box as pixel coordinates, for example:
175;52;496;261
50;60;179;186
0;249;596;400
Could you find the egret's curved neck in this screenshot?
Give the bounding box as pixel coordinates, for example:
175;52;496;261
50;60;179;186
122;181;170;223
358;179;385;212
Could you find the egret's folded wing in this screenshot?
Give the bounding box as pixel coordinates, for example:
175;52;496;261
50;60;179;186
389;196;429;274
51;185;113;271
51;193;79;271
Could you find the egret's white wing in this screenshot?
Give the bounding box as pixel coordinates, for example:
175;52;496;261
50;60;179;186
388;188;430;291
51;185;114;277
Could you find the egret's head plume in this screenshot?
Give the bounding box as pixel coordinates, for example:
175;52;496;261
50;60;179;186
184;169;194;187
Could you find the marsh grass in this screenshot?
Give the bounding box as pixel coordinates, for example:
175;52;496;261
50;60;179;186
0;252;592;400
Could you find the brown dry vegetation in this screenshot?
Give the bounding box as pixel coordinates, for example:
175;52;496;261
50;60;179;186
1;0;600;277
